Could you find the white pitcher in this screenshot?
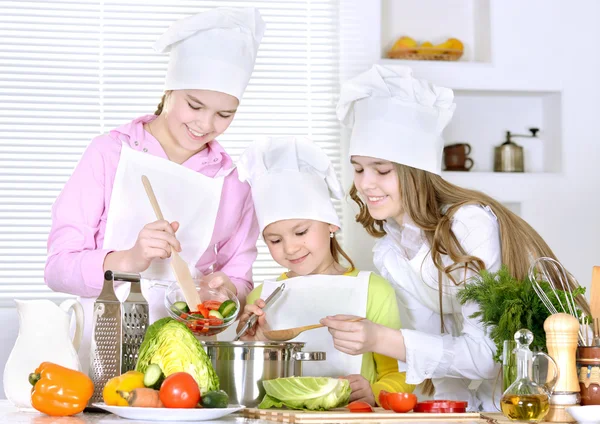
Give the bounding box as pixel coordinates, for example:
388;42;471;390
3;299;84;409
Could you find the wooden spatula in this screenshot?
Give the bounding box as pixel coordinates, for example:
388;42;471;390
591;266;600;320
264;317;363;342
141;175;201;310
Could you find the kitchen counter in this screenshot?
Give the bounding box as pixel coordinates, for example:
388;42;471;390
0;401;506;423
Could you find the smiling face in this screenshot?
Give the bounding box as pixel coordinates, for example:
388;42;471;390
158;89;239;156
351;155;404;223
263;219;340;276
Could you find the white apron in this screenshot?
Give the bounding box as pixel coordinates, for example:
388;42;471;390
261;272;370;377
78;144;225;373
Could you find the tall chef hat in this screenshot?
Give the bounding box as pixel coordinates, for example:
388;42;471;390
337;64;456;175
237;136;343;233
154;7;265;100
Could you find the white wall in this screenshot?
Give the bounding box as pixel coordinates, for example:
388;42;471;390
340;0;600;293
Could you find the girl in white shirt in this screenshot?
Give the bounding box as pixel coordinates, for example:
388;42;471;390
320;64;590;412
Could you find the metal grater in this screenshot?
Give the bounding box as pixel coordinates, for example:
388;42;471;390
88;270;148;404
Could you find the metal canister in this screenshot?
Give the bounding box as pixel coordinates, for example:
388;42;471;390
202;341;325;407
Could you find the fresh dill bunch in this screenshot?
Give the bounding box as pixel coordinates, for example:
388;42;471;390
457;266;586;362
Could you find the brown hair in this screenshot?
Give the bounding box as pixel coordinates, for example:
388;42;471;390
331;234;355;272
154;91;172;115
350;162;590;394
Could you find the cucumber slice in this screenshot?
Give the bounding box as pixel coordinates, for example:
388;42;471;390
201;390;229;408
218;300;237;318
208;310;223;319
143;363;165;390
170;301;189;314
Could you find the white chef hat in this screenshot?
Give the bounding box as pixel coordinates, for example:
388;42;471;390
337;64;456;175
154;7;265;100
237;136;343;233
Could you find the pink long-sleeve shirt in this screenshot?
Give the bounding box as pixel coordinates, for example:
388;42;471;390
45;115;259;299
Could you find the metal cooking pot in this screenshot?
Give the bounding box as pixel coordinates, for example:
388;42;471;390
202;341;325;408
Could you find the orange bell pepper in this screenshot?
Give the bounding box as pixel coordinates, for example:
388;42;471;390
29;362;94;416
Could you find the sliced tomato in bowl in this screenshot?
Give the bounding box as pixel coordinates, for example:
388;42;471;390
346;400;374;413
388;392;418;413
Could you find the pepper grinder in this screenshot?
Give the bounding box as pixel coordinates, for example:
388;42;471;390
544;313;580;423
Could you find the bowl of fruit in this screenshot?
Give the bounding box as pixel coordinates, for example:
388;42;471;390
164;281;239;337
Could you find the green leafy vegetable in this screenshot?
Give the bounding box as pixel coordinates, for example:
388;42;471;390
135;317;219;394
457;266;586;363
258;377;351;411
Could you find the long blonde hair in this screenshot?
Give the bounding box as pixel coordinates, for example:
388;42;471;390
350;162;590;393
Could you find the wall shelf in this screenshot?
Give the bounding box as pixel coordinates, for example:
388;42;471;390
381;0;491;63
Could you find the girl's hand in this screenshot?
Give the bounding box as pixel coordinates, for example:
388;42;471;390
343;374;376;406
200;271;238;296
123;220;181;272
236;299;271;341
320;315;383;355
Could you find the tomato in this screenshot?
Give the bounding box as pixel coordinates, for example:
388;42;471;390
413;400;467;413
346;400;374;413
388;392;417;413
202;300;222;311
159;372;201;408
378;390;391;410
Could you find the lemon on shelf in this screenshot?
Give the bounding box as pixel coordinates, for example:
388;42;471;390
387;35;464;61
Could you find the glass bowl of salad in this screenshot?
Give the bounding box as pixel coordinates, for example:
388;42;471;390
164;281;240;337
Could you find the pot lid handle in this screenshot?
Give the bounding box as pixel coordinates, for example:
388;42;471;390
293;351;326;361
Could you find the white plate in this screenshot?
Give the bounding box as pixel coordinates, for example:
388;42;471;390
92;402;244;422
566;405;600;424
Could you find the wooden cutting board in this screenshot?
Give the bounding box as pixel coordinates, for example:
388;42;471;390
242;407;485;423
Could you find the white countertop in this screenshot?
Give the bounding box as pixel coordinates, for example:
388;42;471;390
0;400;269;424
0;401;498;423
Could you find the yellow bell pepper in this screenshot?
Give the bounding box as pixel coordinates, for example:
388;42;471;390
29;362;94;416
102;371;145;406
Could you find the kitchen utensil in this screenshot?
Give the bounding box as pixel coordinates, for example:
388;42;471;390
576;346;600;405
544;313;580;422
500;329;558;422
3;298;83;409
528;256;589;345
590;267;600;330
201;341;325;408
164;281;240;337
89;270;148;404
594;318;600;347
494;128;539;172
264;317;363;342
243;408;481;422
141;175;201;310
234;282;285;341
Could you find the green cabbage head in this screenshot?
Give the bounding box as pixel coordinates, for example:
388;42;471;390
259;377;351;411
135;317;219;394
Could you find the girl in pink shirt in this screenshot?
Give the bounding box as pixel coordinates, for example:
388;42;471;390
46;8;264;308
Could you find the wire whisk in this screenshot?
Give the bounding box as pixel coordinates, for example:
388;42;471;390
528;257;586;345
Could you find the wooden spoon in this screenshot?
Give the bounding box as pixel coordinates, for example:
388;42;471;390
141;175;201;309
264;317;363;342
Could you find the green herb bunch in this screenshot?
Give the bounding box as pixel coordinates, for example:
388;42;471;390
457;266;586;362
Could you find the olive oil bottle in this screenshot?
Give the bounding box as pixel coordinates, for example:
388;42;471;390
500;329;557;422
500;394;550;422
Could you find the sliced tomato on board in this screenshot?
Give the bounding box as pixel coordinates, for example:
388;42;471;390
346;400;374;413
387;392;418;413
413;400;468;413
378;390;391;410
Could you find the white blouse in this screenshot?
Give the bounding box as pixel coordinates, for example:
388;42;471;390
373;204;502;412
